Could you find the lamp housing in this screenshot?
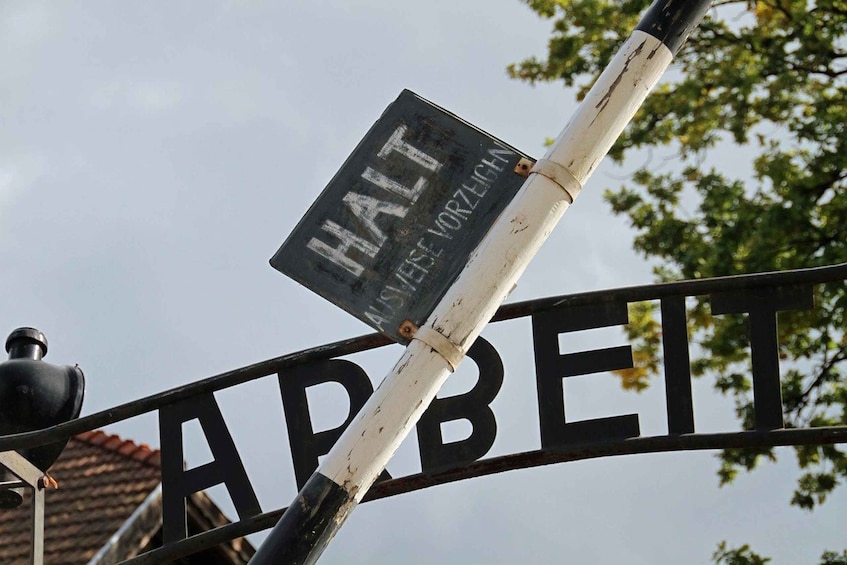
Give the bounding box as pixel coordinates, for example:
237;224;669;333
0;327;85;473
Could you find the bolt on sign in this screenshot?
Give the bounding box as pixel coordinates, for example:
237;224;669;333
270;90;532;343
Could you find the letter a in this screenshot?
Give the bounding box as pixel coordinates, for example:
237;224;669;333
159;393;261;543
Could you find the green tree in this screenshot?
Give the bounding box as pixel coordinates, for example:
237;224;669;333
713;542;771;565
713;545;847;565
509;0;847;561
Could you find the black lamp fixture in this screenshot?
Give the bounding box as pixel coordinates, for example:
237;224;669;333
0;327;85;508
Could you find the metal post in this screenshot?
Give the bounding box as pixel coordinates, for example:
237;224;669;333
0;450;47;565
251;1;713;563
31;482;45;565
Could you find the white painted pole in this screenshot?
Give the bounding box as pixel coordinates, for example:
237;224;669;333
251;2;713;563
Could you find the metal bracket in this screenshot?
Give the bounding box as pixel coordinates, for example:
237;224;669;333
0;451;46;565
514;157;535;178
413;326;464;371
398;320;419;341
529;158;581;202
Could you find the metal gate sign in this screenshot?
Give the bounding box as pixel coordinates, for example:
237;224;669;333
270;90;532;342
3;262;847;563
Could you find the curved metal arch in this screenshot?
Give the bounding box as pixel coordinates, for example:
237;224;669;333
122;426;847;564
0;261;844;453
0;262;845;563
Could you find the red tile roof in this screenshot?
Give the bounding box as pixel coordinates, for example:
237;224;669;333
0;430;253;564
76;430;161;466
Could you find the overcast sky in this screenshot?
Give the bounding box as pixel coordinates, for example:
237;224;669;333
1;1;844;563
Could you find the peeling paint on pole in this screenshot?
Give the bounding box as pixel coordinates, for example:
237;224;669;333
253;2;714;563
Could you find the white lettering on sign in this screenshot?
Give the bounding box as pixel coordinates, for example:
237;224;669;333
377;124;443;172
307;125;443;276
427;146;511;241
341;193;408;248
361;167;427;204
363;143;516;331
307;221;379;277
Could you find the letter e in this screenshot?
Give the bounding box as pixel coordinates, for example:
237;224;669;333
532;301;640;449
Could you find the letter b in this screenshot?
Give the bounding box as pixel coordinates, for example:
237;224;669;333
416;337;504;473
279;359;385;489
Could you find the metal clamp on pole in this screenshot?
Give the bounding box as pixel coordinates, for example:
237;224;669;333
412;326;464;372
251;2;713;563
528;159;581;203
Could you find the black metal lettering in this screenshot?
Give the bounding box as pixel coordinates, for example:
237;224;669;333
159;394;261;544
416;337;504;473
661;296;695;434
532;302;640;449
278;359;390;489
710;285;814;430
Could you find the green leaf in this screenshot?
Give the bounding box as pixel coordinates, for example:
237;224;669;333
512;0;847;560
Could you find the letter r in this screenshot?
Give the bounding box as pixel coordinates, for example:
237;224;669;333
279;359;390;489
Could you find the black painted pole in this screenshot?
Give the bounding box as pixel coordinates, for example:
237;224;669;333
250;1;713;563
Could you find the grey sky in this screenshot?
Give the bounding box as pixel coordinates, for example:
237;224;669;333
1;1;844;563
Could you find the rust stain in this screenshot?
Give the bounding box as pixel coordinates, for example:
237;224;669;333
398;320;418;339
513;157;534;177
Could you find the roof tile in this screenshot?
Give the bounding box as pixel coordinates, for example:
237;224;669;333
0;431;161;564
0;430;253;564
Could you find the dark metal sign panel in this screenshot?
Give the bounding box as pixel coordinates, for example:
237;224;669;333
270;90;532;343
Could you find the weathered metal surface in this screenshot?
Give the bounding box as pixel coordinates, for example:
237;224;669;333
2;263;847;563
270;89;531;343
0;451;46;565
249;472;350;565
256;18;723;561
31;485;44;565
0;262;844;456
159;394;261;543
122;426;847;564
